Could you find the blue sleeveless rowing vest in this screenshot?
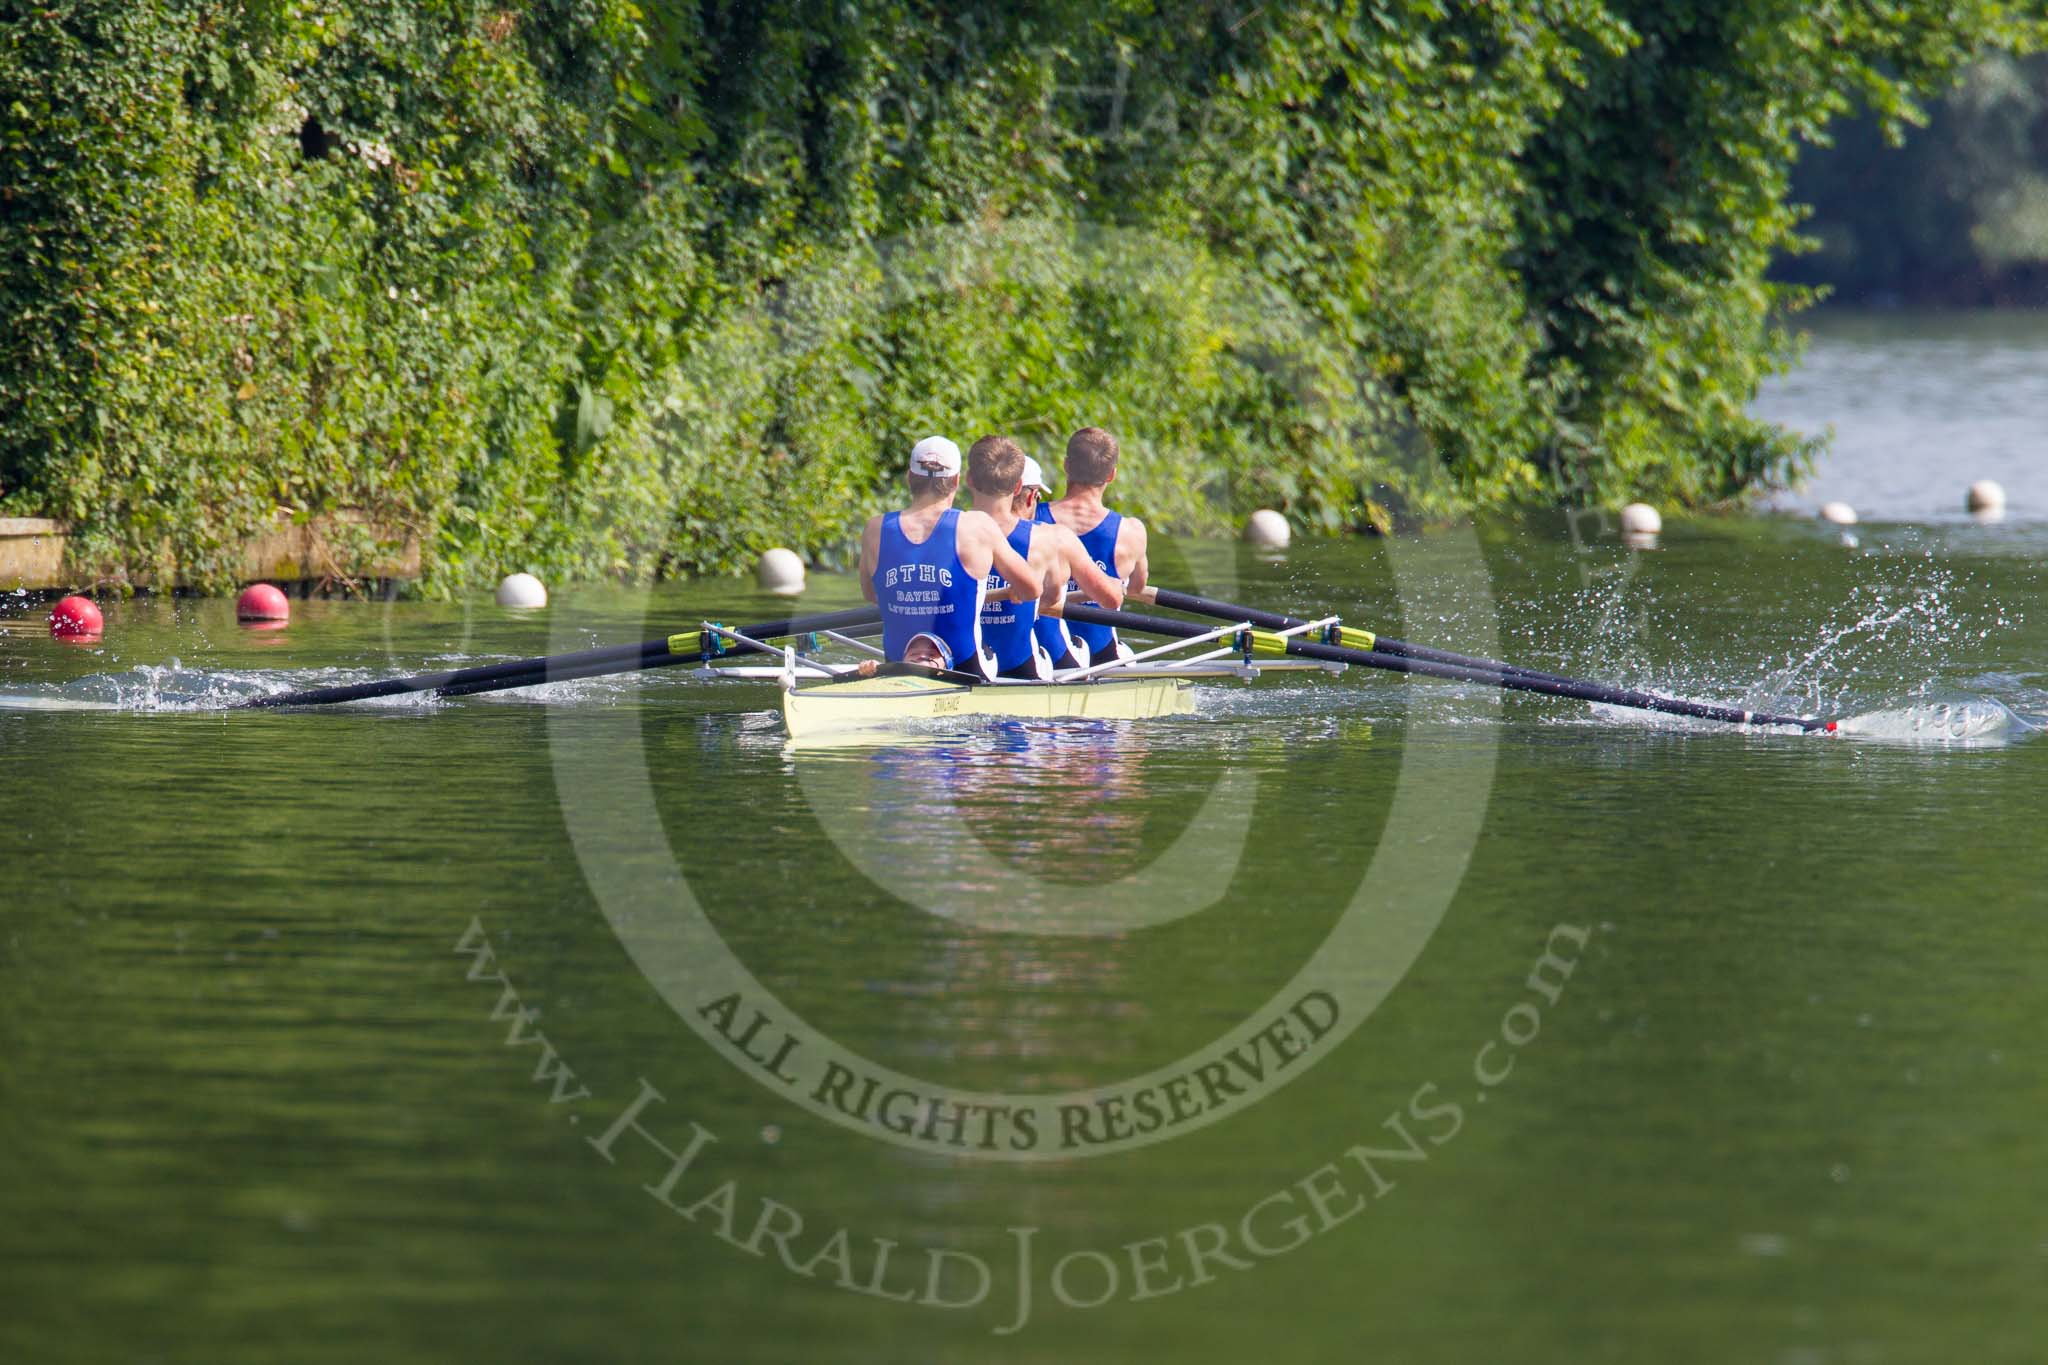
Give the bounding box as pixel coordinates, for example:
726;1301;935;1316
873;509;984;668
1030;502;1081;665
979;519;1039;673
1064;510;1123;658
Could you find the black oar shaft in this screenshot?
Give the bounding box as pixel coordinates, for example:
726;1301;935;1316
434;618;884;698
1069;604;1830;732
241;605;881;708
1143;586;1581;687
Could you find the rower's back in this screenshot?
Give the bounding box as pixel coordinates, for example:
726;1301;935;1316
966;436;1051;680
861;436;989;674
874;506;985;666
1047;426;1146;664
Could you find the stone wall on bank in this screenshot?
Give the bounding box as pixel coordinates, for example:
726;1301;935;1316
0;512;420;592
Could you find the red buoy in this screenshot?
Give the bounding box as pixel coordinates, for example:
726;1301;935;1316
236;582;291;623
49;594;103;639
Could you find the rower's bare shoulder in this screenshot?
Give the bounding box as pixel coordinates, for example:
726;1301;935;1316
1046;521;1087;555
955;508;1001;542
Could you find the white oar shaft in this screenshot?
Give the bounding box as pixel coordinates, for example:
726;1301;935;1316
821;630;885;657
1053;619;1252;682
705;623;839;677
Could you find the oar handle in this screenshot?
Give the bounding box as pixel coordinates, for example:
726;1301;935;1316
1042;591;1132;619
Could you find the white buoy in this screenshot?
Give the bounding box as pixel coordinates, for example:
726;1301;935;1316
1966;480;2007;518
1244;509;1291;550
1619;502;1662;536
1819;501;1859;526
494;572;548;609
755;547;806;596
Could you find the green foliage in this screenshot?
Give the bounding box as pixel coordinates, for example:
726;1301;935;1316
1;2;2040;590
1512;0;2045;507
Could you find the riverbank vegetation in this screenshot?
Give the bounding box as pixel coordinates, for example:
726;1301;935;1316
4;2;2041;589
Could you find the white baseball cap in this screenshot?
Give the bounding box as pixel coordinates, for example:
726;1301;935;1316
1020;456;1051;493
908;436;961;478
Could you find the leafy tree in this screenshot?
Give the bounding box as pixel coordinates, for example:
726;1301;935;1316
1512;0;2046;507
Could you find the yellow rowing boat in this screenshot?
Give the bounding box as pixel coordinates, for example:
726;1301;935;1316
780;670;1195;741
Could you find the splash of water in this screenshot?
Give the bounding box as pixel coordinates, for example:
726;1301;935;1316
1743;554;2042;744
0;661;287;711
1514;538;2038;743
1834;698;2031;745
1748;554;2016;716
0;657;741;713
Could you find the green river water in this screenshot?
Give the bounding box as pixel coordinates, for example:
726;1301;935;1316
4;504;2044;1363
8;302;2048;1361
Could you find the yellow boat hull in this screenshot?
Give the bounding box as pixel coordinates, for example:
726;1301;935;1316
780;672;1195;742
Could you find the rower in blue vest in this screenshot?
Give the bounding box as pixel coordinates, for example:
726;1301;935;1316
1044;426;1148;667
859;436;1041;675
965;438;1124;679
1023;458;1085;669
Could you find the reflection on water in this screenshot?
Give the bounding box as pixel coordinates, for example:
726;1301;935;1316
783;719;1262;936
